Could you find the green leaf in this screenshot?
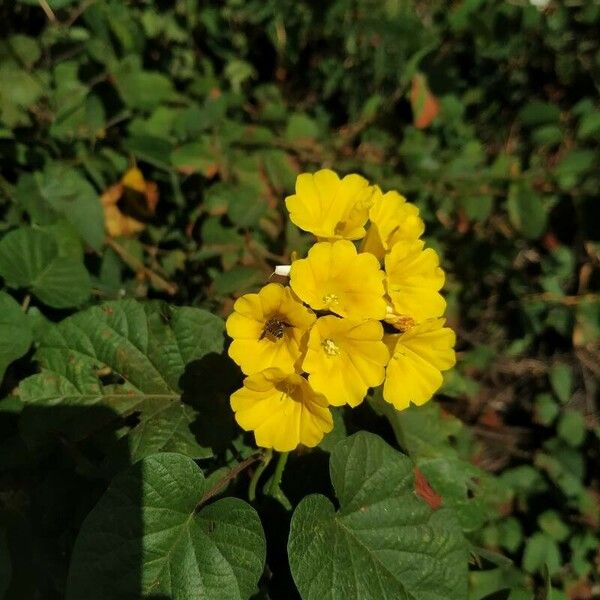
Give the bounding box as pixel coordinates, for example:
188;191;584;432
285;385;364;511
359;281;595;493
459;195;493;222
0;63;44;127
507;181;547;239
518;101;561;126
171;139;217;176
224;59;255;92
534;393;559;426
113;57;175;110
227;185;268;228
7;35;41;69
285;113;320;141
66;453;266;599
18;300;223;460
0;527;10;598
531;125;563;146
0;292;32;383
557;410;586;447
554;149;597;190
0;509;34;600
40;164;105;251
578;111;600;139
371;398;498;532
0;227;91;308
288;431;468;600
538;510;570;542
123;135;174;170
549;363;572;403
261;149;297;192
523;532;561;576
211;266;263;296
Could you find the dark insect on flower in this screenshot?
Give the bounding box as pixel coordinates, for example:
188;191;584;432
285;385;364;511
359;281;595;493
260;318;291;341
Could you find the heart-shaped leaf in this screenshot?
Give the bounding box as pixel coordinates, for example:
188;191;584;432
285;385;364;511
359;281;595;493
288;431;468;600
66;452;266;599
0;291;32;383
18;300;223;461
0;227;91;308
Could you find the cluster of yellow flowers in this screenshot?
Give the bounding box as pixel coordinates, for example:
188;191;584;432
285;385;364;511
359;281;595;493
226;169;456;452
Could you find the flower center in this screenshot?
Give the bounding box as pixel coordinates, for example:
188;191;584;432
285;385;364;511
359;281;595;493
322;293;339;305
391;315;416;333
334;220;346;235
260;317;290;342
321;338;340;356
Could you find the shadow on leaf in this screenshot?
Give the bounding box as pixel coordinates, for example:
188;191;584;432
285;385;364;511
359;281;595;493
180;352;241;454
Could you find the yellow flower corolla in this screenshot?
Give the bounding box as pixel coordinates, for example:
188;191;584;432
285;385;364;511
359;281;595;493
226;283;316;375
383;318;456;410
230;368;333;451
360;188;425;260
285;169;374;240
385;239;446;322
290;240;387;320
302;316;389;407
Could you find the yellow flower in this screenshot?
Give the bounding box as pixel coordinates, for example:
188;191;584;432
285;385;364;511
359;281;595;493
226;283;316;375
302;316;389;407
385;239;446;322
290;240;387;320
230;368;333;451
285;169;374;240
360;188;425;260
383;318;456;410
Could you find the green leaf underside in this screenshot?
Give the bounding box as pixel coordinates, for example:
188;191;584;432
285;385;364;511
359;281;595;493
288;432;468;600
66;452;266;600
18;300;224;459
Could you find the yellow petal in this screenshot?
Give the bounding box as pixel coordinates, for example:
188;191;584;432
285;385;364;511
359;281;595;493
302;316;389;407
225;283;315;375
285;169;373;240
225;312;262;339
383;319;456;410
121;167;146;193
385;240;446;321
290;240;387;320
361;188;424;260
230;369;333;451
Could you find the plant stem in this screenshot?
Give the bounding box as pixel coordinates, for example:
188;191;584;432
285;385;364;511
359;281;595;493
268;451;289;496
198;452;262;508
106;237;177;295
248;449;272;502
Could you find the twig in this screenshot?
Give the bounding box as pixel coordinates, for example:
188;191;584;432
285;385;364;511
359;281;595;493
198;452;263;508
65;0;98;27
244;235;277;275
523;292;600;306
38;0;57;22
106;237;178;295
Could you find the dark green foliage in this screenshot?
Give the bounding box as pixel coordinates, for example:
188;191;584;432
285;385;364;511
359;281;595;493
0;1;598;599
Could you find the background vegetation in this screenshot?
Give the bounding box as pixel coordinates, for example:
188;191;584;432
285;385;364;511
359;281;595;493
0;0;598;598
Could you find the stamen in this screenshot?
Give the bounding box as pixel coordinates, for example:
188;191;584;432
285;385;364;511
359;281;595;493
334;221;346;235
260;318;290;341
322;293;339;305
387;314;416;333
321;338;340;356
